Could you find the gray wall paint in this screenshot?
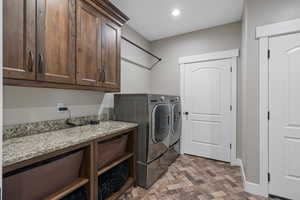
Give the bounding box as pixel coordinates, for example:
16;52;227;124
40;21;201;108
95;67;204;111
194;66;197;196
150;22;241;95
3;86;106;125
3;25;152;125
239;4;248;182
242;0;300;183
150;22;242;157
120;25;152;93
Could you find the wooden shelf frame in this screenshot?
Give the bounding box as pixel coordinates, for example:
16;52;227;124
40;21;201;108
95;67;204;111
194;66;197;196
106;177;134;200
97;152;134;176
44;178;89;200
3;127;137;200
95;128;137;200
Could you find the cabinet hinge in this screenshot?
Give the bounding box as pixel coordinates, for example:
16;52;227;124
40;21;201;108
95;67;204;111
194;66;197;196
230;67;233;72
268;49;270;59
230;105;233;111
268;173;271;182
268;111;270;120
230;144;232;149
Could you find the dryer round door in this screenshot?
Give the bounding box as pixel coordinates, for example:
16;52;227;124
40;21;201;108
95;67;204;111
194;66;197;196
152;104;171;143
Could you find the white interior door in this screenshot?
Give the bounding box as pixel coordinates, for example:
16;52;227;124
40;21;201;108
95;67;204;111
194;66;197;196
183;59;232;162
269;32;300;199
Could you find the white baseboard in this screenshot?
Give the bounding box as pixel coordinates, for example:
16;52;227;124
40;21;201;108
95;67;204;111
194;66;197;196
230;159;241;166
235;159;268;197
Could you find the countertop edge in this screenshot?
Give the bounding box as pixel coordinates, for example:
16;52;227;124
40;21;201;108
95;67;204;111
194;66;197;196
3;122;138;170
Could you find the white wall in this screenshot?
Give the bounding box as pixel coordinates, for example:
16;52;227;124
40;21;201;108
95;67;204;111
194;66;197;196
121;60;150;93
3;86;106;125
241;0;300;184
150;22;242;157
120;25;152;93
3;25;152;125
150;22;241;95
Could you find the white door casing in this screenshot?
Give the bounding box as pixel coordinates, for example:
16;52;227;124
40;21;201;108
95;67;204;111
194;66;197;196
179;49;238;164
268;32;300;199
257;18;300;198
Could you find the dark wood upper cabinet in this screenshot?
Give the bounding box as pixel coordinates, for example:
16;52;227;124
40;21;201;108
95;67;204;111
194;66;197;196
4;0;129;92
36;0;76;84
101;18;121;89
76;1;103;86
3;0;36;80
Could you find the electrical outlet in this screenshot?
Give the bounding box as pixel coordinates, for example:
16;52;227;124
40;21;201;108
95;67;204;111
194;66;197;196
57;103;68;113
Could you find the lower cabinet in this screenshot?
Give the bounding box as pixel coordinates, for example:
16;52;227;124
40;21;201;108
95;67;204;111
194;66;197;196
95;132;136;200
3;128;136;200
3;147;91;200
98;160;130;200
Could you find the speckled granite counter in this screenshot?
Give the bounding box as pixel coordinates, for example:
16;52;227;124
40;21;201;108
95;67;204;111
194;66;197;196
3;121;138;167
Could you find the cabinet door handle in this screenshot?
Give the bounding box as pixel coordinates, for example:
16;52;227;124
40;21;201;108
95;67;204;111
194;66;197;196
38;54;43;73
27;51;33;72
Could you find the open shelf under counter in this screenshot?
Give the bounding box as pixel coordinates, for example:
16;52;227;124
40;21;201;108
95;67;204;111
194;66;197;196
3;122;138;200
44;178;89;200
106;177;135;200
97;152;134;176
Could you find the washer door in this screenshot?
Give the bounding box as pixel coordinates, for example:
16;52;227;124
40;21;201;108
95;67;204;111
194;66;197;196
152;104;170;143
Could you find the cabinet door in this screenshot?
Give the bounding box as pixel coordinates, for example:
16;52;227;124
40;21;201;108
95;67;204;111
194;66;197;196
76;1;103;86
102;18;121;90
37;0;76;84
3;0;36;80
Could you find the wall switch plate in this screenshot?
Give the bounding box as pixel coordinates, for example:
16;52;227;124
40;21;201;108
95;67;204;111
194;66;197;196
57;103;68;113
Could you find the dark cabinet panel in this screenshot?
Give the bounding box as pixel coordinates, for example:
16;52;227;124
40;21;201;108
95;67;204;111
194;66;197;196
76;1;103;86
36;0;76;84
3;0;36;80
101;18;121;90
4;0;127;92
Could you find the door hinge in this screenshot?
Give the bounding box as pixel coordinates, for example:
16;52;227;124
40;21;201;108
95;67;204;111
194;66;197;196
230;105;233;111
268;111;270;120
268;173;271;182
268;49;271;59
230;144;232;149
230;67;232;72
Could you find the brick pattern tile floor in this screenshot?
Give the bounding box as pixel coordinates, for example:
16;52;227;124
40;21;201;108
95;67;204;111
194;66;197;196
119;155;282;200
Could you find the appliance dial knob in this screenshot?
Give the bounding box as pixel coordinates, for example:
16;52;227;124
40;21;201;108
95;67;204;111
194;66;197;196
160;96;165;101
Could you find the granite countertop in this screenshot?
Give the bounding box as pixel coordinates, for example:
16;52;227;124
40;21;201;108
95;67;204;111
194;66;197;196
3;121;138;167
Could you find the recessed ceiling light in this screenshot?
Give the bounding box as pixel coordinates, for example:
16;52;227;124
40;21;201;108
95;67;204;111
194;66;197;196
172;9;181;17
